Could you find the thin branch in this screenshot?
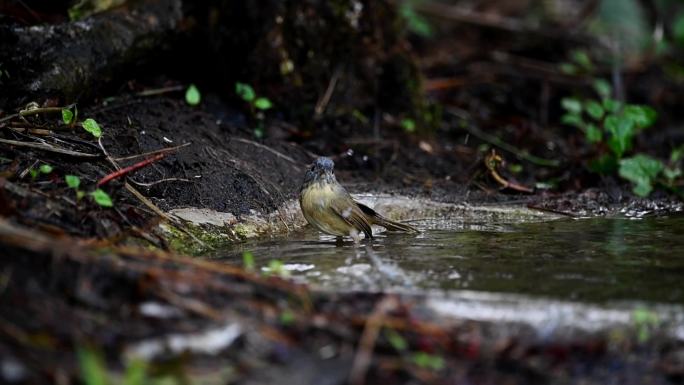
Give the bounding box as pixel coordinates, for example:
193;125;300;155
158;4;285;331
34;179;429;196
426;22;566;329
113;142;191;162
0;138;101;158
446;108;560;168
97;153;166;187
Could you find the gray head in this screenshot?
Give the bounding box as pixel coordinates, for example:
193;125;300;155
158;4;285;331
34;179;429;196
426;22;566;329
314;157;334;171
303;157;336;186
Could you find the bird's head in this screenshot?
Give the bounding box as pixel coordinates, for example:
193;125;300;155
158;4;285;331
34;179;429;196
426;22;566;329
303;157;336;186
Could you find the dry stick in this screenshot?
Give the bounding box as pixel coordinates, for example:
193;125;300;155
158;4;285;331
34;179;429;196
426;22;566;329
97;137;209;249
128;177;192;187
349;296;398;385
445;108;560;168
229;137;301;168
314;66;342;116
97;153;166;187
113;142;191;162
0;138;101;158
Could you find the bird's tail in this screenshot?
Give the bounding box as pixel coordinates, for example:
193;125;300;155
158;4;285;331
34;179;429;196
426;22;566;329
357;203;419;233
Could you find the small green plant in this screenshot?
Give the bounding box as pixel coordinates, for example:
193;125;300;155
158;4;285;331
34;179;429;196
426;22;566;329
559;49;595;75
242;251;255;271
279;310;295;325
65;175;86;200
235;82;273;138
385;329;408;351
399;0;433;37
62;107;76;125
30;163;54;179
91;189;113;208
185;84;201;106
560;79;679;196
65;175;113;207
411;351;444;371
264;259;289;277
400;118;416;133
82;118;102;138
77;346;157;385
632;308;659;343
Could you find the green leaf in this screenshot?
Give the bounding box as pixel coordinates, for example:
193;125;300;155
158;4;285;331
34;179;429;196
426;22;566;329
561;113;584;128
235;82;256;102
385;329;408;351
185;84;201;106
77;190;86;200
561;97;582;114
571;50;593;70
401;118;416;133
242;251;255;271
624;105;657;129
412;352;444;371
671;146;684;163
605;115;635;158
663;167;681;181
593;79;612;99
253;97;273;110
279;310;295;325
559;62;577;75
91;189;113;208
122;359;147;385
619;154;665;197
39;164;53;174
584;100;604;120
399;3;433;37
29;169;38;180
602;98;622;113
585;123;602;143
77;347;107;385
508;163;523;173
81;118;102;138
65;175;81;189
62;108;74;125
265;259;288;277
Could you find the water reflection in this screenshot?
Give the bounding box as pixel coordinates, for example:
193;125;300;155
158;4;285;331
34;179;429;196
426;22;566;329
212;216;684;303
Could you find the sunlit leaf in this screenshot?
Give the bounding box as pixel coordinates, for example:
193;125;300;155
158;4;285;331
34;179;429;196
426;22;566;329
62;108;74;124
39;164;53;174
185;84;201;106
584;100;605;120
254;97;272;110
77;347;107;385
619;154;664;197
561;97;582;114
235;82;256;102
593;79;612;99
91;189;113;207
65;175;81;189
624;105;657;129
82;118;102;138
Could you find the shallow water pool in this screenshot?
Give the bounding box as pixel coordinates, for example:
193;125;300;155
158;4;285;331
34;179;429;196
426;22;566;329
213;215;684;304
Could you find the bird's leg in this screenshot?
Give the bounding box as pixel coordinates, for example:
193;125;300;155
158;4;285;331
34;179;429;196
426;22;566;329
350;229;361;245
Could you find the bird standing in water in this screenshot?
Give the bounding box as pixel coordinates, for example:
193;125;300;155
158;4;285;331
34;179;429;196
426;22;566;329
299;157;418;242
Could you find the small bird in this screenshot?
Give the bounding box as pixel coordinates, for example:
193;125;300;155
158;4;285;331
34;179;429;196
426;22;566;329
299;157;418;242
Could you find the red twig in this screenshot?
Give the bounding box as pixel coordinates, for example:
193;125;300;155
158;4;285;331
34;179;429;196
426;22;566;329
97;153;166;187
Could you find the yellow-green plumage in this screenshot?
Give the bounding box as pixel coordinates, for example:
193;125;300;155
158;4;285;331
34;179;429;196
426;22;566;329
299;157;418;241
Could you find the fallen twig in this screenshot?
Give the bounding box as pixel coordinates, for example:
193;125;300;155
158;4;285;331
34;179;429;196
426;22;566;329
0;138;101;158
97;153;166;187
446;108;560;168
349;296;399;385
113;142;191;162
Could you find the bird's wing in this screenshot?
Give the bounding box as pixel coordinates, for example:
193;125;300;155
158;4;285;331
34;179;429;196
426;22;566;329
329;197;373;239
356;202;419;233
